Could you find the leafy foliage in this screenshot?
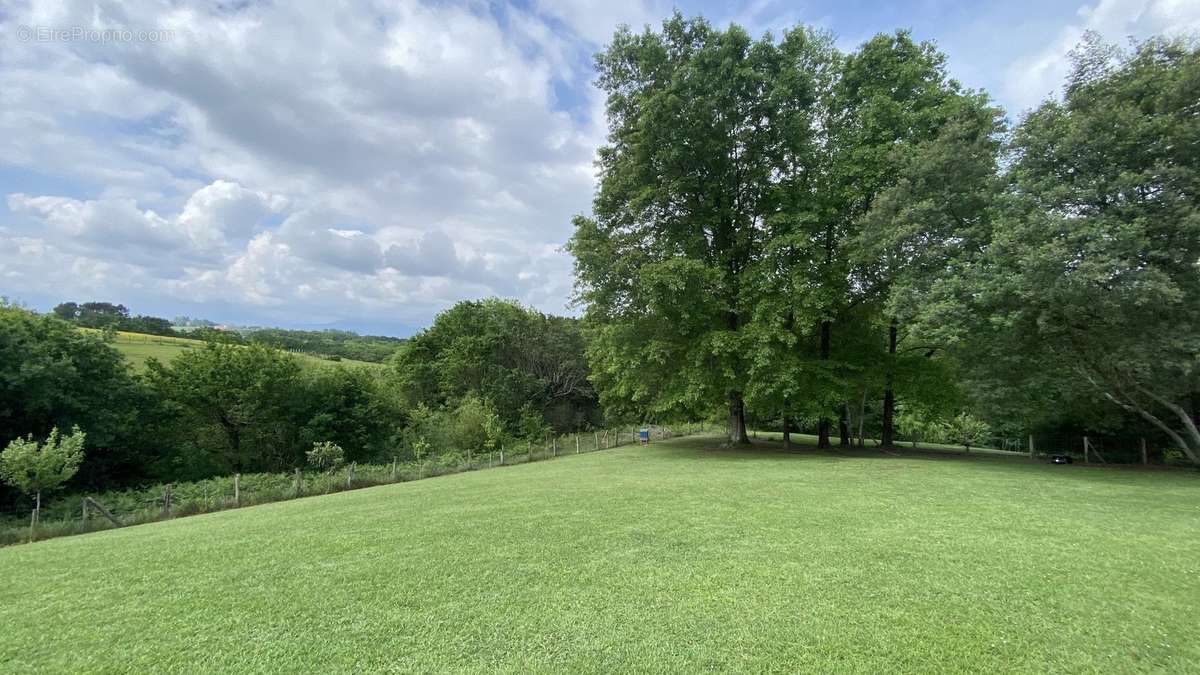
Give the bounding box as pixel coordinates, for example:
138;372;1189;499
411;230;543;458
0;426;86;500
928;35;1200;461
248;328;403;363
144;343;306;474
392;299;599;434
306;441;345;470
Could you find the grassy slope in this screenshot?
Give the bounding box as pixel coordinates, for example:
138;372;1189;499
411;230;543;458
1;437;1197;673
105;331;385;370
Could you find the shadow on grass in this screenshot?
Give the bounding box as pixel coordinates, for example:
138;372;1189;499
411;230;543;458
647;433;1200;484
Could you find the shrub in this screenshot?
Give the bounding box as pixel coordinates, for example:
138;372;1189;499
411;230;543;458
306;441;345;470
946;413;990;451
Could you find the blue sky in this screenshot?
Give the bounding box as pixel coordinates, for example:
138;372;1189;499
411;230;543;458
1;0;1196;335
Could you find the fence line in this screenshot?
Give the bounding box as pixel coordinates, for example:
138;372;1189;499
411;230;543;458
0;423;717;547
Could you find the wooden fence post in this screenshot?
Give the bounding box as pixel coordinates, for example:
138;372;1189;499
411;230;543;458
594;431;599;451
552;435;557;457
84;497;121;527
347;463;355;489
1028;434;1035;459
576;434;580;454
234;473;241;506
1083;437;1090;464
500;446;505;465
81;497;89;526
1141;438;1148;466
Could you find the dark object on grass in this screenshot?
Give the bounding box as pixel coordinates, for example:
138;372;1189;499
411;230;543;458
1051;454;1073;464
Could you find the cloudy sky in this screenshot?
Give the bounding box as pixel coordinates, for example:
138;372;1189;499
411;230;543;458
1;0;1197;335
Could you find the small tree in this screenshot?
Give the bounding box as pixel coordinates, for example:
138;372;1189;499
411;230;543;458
410;437;431;463
947;413;990;452
516;403;551;444
896;407;932;449
482;410;504;455
449;395;496;455
402;403;444;463
0;426;86;533
306;441;345;471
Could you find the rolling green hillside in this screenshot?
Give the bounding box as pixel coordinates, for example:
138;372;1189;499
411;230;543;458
1;436;1197;672
100;330;385;370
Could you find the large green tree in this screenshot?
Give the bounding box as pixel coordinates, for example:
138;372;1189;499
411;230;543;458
392;299;597;434
937;35;1200;462
571;15;824;442
145;343;305;473
854;86;1006;447
745;31;988;448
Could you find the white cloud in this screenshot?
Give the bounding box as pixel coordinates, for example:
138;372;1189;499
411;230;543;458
6;179;290;271
532;0;666;45
8;193;188;257
0;0;619;331
177;180;287;247
1003;0;1200;114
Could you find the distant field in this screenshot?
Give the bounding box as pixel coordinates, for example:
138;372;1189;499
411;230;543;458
2;435;1196;672
96;330;385;370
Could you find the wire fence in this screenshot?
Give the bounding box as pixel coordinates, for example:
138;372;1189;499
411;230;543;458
0;423;716;547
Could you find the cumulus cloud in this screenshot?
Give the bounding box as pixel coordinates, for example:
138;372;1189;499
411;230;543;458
6;179;288;271
0;0;631;331
8;194;181;250
384;230;462;278
177;180;287;247
277;211;385;275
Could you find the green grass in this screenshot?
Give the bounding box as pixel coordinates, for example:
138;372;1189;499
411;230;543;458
103;331;385;370
1;436;1197;673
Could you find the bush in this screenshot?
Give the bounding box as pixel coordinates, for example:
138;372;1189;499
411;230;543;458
306;442;345;470
946;413;990;451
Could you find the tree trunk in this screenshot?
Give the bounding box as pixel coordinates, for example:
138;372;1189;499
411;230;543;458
782;416;791;451
728;393;750;445
222;417;244;473
817;320;832;449
881;318;898;449
858;391;867;447
839;404;851;447
30;490;41;540
1133;385;1200;464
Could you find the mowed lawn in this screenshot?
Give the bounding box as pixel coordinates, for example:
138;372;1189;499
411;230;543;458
1;437;1198;673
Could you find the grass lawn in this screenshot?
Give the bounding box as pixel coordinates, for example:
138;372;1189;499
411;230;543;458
103;331;385;370
1;436;1197;673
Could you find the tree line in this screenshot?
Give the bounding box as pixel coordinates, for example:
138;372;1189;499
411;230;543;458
570;16;1199;461
51;300;406;362
0;299;602;514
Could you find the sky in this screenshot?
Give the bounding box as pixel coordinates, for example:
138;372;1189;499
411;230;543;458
1;0;1198;336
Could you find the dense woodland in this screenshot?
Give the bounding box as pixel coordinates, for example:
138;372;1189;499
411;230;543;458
1;19;1198;520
